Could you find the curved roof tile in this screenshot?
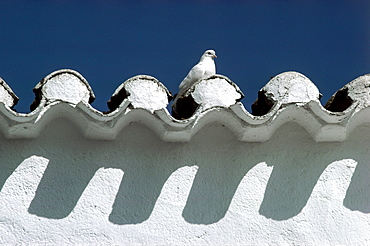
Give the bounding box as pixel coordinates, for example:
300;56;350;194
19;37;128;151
0;69;368;142
0;77;19;109
31;69;95;111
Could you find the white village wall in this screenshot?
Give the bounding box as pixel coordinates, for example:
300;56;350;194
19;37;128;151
0;118;369;244
0;69;369;244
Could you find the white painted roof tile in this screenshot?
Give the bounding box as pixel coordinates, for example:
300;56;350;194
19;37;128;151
0;69;369;142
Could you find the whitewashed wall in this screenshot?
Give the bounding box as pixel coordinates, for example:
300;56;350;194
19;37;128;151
0;69;369;244
0;119;369;244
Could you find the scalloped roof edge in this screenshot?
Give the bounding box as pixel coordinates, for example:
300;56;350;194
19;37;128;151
0;69;369;142
0;99;367;142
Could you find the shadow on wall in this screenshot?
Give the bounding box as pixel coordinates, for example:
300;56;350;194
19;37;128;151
181;125;258;224
343;126;370;213
256;124;338;220
344;160;370;213
24;121;101;219
0;120;369;225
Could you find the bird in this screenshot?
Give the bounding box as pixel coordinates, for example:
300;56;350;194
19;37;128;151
177;49;217;97
171;49;217;118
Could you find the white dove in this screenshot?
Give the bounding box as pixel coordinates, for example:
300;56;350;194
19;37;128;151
177;50;217;96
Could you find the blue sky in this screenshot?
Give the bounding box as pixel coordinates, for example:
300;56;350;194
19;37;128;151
1;1;369;113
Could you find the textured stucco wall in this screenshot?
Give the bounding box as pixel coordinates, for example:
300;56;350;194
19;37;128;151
0;119;369;244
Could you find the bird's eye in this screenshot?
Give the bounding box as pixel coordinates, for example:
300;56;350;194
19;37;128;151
207;52;211;55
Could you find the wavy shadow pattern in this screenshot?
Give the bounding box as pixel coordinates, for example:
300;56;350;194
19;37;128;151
0;119;369;224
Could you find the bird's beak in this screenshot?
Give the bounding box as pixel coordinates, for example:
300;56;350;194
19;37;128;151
213;55;217;58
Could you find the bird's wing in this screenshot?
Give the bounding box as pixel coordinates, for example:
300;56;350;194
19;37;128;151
179;64;205;90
